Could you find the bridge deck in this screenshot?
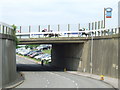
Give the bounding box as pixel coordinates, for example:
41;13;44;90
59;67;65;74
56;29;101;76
18;34;119;45
18;37;88;45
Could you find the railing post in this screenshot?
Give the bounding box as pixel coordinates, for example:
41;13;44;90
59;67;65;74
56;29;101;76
8;28;10;34
68;24;70;37
92;22;94;30
3;25;4;34
89;23;91;30
78;23;80;37
6;27;8;34
108;29;110;35
0;25;1;33
118;27;120;34
115;28;117;34
48;25;50;32
38;25;40;38
95;22;97;36
98;21;100;29
92;22;94;36
111;28;113;35
98;21;100;36
10;28;12;35
89;23;91;37
58;24;60;32
29;25;31;38
101;20;104;29
19;26;21;39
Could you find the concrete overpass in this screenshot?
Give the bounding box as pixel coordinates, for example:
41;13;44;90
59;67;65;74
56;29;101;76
0;22;119;88
18;34;119;78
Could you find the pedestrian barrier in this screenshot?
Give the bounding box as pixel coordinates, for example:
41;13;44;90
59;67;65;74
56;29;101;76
0;22;14;36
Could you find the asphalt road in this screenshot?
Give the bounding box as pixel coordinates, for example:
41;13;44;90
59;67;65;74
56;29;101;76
16;55;114;89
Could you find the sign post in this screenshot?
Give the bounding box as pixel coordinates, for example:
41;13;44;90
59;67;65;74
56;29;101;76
104;7;113;28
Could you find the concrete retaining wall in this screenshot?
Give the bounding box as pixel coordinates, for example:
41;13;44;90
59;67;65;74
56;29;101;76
81;38;118;78
51;36;119;78
0;34;18;88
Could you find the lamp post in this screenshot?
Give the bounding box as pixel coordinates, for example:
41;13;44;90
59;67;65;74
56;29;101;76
90;32;93;74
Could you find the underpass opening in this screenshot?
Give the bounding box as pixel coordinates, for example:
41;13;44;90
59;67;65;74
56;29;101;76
16;43;84;71
51;43;84;71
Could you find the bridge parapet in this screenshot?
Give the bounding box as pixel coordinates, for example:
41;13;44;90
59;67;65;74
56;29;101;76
0;22;14;36
16;27;119;39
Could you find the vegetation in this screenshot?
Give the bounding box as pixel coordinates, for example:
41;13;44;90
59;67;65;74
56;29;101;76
16;45;22;49
42;49;51;54
11;24;19;47
25;45;40;49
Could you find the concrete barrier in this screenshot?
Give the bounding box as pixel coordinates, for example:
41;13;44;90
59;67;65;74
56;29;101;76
0;34;18;88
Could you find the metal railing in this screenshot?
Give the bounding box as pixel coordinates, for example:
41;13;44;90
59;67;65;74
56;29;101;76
0;22;14;36
90;28;119;36
16;27;118;38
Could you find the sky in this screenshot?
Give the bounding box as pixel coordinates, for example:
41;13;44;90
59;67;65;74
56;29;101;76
0;0;119;30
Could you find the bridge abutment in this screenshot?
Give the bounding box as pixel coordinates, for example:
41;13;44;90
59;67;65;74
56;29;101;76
81;36;118;78
51;35;119;78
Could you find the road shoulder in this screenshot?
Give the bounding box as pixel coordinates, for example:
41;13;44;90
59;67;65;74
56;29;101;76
67;71;118;89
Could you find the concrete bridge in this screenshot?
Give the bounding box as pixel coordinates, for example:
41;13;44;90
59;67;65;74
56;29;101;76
16;24;119;79
0;22;119;88
17;34;119;76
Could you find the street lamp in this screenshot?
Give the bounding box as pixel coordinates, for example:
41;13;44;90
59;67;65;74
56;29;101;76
90;32;93;74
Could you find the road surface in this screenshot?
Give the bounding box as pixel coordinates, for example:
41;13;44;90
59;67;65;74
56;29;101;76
16;55;114;88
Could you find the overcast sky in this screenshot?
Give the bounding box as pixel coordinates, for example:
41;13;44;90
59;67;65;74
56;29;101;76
0;0;119;29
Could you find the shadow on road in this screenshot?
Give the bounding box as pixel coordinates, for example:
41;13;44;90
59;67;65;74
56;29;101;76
17;64;65;72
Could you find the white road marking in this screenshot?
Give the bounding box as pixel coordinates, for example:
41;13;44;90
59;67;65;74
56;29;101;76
49;72;78;88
